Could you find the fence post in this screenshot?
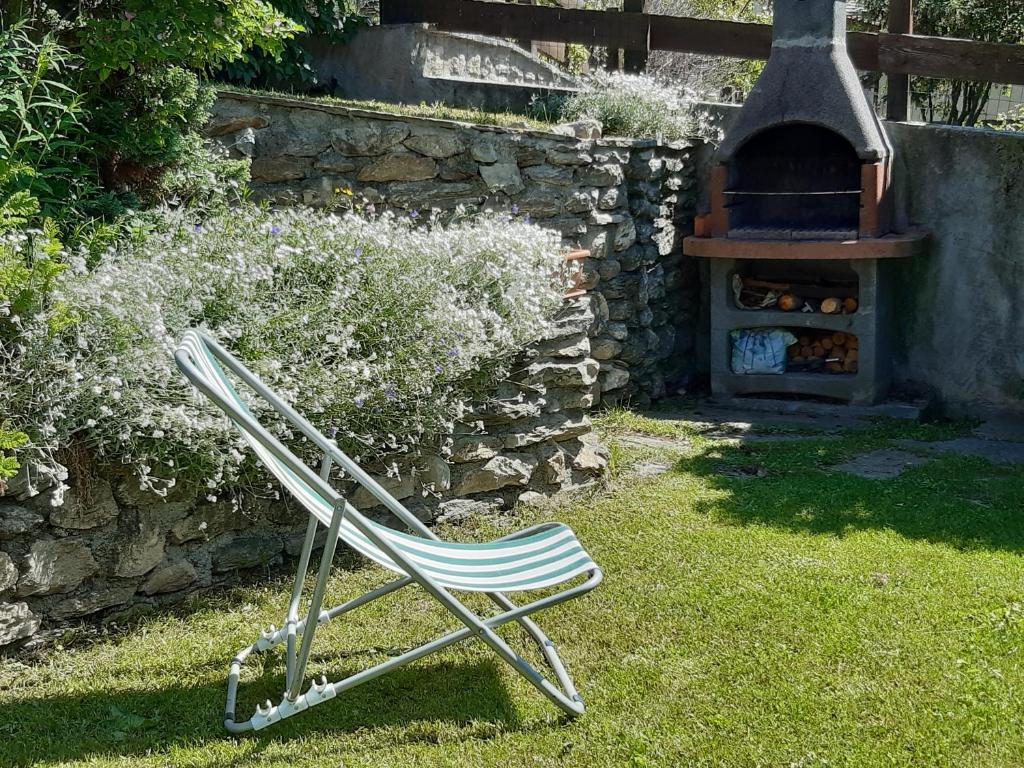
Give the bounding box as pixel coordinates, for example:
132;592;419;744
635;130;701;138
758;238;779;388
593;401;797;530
885;0;913;121
622;0;648;73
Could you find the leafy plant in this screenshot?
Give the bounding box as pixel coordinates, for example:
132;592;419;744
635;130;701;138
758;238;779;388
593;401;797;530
858;0;1024;126
217;0;369;91
553;72;701;140
3;206;567;496
0;421;28;485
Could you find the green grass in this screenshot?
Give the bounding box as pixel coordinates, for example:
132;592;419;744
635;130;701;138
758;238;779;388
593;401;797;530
219;85;554;130
4;414;1024;767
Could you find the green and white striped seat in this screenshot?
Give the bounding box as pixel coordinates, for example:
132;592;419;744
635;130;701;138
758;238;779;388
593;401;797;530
178;331;597;593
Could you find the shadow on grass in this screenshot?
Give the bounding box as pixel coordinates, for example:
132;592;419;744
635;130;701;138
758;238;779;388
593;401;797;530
1;657;523;766
675;437;1024;552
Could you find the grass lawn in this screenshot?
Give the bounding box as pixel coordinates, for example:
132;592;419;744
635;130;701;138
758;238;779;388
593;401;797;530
3;412;1024;767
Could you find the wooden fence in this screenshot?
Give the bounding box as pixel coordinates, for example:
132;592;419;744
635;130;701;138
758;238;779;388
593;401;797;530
380;0;1024;121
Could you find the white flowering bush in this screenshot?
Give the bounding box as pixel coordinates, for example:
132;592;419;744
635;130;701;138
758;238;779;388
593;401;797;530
2;206;567;496
557;72;709;141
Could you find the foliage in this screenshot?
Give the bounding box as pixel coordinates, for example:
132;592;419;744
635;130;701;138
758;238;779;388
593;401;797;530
551;72;706;140
0;20;97;226
3;206;566;496
75;0;300;79
217;0;369;91
858;0;1024;126
0;421;27;483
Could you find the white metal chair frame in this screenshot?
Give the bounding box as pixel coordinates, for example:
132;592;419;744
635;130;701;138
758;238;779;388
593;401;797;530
174;331;603;733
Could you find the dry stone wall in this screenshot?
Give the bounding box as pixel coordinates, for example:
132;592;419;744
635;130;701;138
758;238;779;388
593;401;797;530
0;93;702;648
211;91;701;403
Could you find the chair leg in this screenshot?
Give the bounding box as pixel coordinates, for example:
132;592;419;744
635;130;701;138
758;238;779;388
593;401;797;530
223;567;602;732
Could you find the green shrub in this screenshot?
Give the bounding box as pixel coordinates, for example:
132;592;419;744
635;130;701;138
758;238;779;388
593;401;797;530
553;72;699;140
218;0;369;91
4;206;567;497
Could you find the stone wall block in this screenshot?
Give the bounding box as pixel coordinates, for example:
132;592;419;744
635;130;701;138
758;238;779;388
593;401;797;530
0;602;40;646
330;122;410;156
141;561;199;596
479;161;524;194
357;153;438;182
501;412;591;449
0;551;18;593
578;164;625;187
115;521;165;578
16;539;98;596
404;132;465;158
50;478;118;530
0;504;45;539
453;454;539;495
213;533;284;573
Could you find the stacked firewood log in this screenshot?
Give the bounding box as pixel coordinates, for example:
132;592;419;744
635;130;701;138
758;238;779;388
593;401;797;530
734;276;858;315
787;330;859;373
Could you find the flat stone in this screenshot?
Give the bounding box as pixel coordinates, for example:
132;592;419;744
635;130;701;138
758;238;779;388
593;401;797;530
115;522;165;578
479;161;523;194
568;434;609;473
313;151;357;173
0;503;45;539
577;164;624;187
0;602;39;646
517;490;546;506
516;358;599;388
435;497;501;523
357;153;437;182
17;539;98;596
474;398;543;425
524;165;573;186
386;181;484;210
530;332;590;359
250;156;310;182
5;461;67;501
141;561;199;596
515;183;562;217
404;132;465;159
503;413;591;449
973;417;1024;443
213;533;283;572
831;450;929;480
544;386;598;412
419;455;451;493
470;141;499;164
0;551;17;592
599;363;630;392
453;454;538;495
546;148;591;166
205;115;269;137
169;501;249;544
552;119;601;139
591;336;623;361
451;436;504;463
49;584;136;619
438;154;479;181
50;478;118;530
330;122;410;156
352;472;415;509
898;438;1024;465
567;189;597;213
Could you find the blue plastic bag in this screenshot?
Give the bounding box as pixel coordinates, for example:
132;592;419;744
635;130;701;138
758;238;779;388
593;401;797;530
730;328;797;375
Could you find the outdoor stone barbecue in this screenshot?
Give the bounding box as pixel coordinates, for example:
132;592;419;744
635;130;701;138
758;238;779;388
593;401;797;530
685;0;929;404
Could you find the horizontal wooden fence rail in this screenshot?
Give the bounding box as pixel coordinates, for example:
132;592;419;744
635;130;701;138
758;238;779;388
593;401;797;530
380;0;1024;86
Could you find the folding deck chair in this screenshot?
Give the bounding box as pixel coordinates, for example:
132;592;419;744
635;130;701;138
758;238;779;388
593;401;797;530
174;330;603;732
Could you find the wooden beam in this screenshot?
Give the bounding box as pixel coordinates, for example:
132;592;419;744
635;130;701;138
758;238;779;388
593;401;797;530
622;0;649;73
381;0;649;49
878;33;1024;84
380;0;1024;86
886;0;913;121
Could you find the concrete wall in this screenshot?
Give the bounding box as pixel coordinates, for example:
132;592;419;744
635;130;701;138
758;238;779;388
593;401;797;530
304;24;578;113
887;122;1024;416
696;104;1024;416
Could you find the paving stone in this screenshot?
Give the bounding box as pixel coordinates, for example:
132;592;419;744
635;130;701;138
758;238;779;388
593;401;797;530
898;438;1024;465
831;449;929;479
